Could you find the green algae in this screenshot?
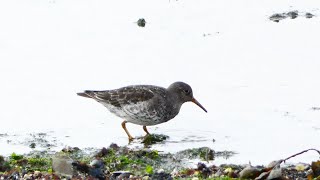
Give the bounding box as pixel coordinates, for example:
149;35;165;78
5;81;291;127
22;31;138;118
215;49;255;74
142;134;169;146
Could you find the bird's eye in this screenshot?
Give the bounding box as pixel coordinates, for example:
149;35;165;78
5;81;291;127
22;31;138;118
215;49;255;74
184;89;190;94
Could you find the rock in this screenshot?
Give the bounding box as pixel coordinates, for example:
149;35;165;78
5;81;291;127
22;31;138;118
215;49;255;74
61;146;80;153
197;162;207;170
137;18;146;27
255;171;270;180
267;165;282;180
151;172;173;180
29;142;36;149
52;153;74;177
72;161;90;173
95;147;110;157
142;134;169;146
0;155;9;172
269;13;287;22
214;169;223;177
295;163;309;171
89;167;105;180
157;169;165;173
306;169;314;179
239;165;262;179
8;170;19;180
287;11;298;19
312;160;320;177
90;159;104;169
170;168;179;177
266;160;282;170
196;162;211;178
109;143;120;150
142;175;150;180
110;171;131;180
34;171;41;178
117;172;131;179
23;174;31;179
305;13;314;19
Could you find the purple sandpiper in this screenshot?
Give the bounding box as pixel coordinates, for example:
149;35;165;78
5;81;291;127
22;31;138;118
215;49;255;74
77;82;207;141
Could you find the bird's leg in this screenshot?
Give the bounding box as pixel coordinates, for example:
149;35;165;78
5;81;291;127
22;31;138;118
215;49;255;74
121;121;134;141
143;125;150;135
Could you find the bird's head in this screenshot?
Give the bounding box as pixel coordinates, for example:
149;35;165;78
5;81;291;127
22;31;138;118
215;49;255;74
168;82;207;113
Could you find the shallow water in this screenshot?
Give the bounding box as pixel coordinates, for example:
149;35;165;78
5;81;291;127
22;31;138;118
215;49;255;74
0;0;319;165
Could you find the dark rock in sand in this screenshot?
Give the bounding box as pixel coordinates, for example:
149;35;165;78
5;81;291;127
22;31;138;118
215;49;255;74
137;18;146;27
269;13;287;22
305;13;314;19
270;10;316;22
287;11;298;19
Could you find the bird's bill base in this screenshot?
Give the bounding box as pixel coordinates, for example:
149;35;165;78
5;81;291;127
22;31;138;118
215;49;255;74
191;98;207;113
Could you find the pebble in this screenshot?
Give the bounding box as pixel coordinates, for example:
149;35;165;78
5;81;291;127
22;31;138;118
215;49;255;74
157;168;165;173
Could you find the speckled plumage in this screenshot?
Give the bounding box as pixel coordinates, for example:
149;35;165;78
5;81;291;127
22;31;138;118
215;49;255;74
77;82;207;140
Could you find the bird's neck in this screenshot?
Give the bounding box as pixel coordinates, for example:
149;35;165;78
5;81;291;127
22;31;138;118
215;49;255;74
166;92;183;117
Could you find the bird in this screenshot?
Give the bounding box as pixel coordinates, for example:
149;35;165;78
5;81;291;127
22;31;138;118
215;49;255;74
77;82;207;141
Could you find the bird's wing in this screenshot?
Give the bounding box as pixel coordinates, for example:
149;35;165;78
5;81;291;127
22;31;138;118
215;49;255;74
83;86;157;107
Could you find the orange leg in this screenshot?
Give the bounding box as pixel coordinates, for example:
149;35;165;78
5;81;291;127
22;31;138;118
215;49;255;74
121;121;134;141
143;125;150;135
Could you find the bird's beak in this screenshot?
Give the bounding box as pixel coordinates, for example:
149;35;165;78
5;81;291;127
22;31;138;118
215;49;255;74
191;98;207;113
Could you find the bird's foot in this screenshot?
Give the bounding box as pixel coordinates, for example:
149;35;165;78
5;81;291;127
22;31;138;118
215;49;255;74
128;136;134;142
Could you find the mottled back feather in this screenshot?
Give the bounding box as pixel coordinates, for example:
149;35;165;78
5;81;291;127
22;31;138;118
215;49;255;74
81;85;164;108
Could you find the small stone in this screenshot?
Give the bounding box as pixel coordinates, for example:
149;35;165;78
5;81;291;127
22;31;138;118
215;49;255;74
305;12;314;18
197;162;207;170
142;175;150;180
34;170;41;177
95;147;109;157
90;159;104;169
287;11;298;19
29;142;36;149
157;168;165;173
295;163;308;171
23;174;31;179
269;13;287;22
109;143;120;150
137;18;146;27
